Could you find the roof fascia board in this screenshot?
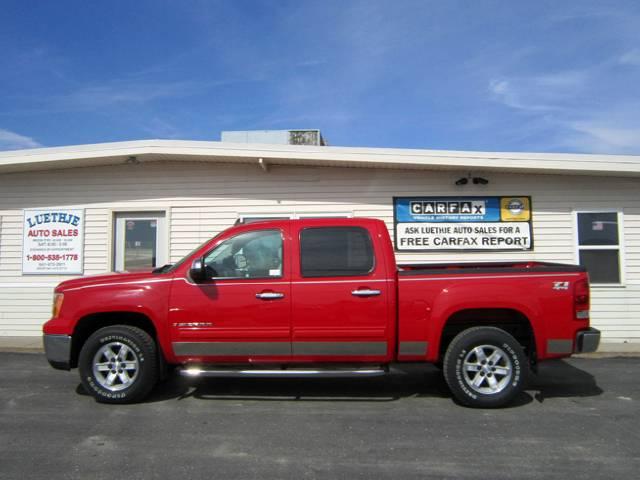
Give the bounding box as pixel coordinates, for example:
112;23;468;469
1;139;639;176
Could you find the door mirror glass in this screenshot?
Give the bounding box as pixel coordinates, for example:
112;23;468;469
189;259;207;283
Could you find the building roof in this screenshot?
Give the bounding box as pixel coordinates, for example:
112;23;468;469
1;139;640;177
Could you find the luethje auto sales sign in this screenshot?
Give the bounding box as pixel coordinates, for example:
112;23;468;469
393;197;533;251
22;209;84;274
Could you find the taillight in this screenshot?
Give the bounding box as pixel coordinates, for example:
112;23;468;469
52;293;64;318
574;279;590;320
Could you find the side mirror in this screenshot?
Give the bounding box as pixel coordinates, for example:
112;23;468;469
189;258;207;283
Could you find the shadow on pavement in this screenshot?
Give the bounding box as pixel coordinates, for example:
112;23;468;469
146;367;449;404
530;359;604;403
74;359;603;406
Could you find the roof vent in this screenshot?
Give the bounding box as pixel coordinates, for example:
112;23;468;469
221;129;327;146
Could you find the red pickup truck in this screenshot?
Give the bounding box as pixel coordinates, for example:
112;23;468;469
43;218;599;407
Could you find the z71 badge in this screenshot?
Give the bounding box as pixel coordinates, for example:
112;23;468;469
552;281;569;290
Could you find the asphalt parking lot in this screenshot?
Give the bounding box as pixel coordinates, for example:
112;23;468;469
0;353;638;480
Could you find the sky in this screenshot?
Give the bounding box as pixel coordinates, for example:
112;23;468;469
1;0;639;154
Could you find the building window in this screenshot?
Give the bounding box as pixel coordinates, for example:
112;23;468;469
237;212;353;224
575;211;623;284
238;215;290;224
114;212;168;272
297;212;354;219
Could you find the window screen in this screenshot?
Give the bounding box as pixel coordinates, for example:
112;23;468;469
577;212;619;246
300;227;374;277
576;212;622;284
578;250;620;284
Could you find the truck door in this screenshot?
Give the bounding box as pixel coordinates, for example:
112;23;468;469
290;223;392;362
168;225;291;362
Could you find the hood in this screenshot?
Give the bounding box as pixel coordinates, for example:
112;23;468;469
55;271;163;292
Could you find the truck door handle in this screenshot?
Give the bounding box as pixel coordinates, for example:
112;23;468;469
351;289;381;297
256;291;285;300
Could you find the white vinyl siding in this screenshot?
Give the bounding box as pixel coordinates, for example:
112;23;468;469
0;160;639;350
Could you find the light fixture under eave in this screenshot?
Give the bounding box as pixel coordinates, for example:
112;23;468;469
125;156;139;165
455;177;468;186
258;157;269;172
473;177;489;185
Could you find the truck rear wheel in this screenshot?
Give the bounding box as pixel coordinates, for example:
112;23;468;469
78;325;158;404
443;326;528;408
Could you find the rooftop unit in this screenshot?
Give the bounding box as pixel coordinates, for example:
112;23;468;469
221;129;327;146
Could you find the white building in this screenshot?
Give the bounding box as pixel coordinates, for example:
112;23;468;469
0;134;638;351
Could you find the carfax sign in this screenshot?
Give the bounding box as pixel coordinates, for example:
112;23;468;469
22;209;84;274
393;196;532;251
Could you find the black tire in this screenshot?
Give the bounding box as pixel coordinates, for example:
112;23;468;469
78;325;158;404
443;326;528;408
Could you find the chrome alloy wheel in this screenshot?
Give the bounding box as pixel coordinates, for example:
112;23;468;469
92;342;139;391
462;344;513;395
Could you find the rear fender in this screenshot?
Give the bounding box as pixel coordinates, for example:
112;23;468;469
429;281;542;359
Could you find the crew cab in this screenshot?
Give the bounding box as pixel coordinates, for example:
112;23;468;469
43;218;600;407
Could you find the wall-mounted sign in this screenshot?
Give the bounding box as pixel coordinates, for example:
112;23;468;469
22;209;84;274
393;196;533;251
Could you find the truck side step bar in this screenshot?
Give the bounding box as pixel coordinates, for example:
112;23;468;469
178;366;387;378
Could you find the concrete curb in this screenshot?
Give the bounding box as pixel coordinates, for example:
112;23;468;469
0;337;43;351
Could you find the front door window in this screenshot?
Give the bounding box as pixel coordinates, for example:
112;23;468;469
204;230;283;279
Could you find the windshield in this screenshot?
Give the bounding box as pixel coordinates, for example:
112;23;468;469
160;234;222;274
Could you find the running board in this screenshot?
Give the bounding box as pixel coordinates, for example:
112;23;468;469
178;366;387;378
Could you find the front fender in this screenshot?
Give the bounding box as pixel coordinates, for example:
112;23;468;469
61;277;173;357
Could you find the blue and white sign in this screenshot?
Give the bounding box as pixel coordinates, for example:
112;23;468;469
22;209;85;274
393;196;533;251
396;197;501;223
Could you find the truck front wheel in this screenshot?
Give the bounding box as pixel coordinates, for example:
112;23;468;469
78;325;159;404
443;326;528;408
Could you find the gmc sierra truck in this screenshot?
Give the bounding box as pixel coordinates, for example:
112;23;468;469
43;218;600;407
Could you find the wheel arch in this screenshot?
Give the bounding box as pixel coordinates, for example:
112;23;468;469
437;308;536;362
70;311;158;368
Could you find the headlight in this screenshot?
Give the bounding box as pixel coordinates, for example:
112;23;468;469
52;293;64;318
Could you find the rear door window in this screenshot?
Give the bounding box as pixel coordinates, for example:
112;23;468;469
300;227;374;277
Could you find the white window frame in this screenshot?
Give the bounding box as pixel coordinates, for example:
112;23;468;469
238;213;293;224
297;212;354;219
112;210;169;272
238;212;353;223
573;210;625;287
